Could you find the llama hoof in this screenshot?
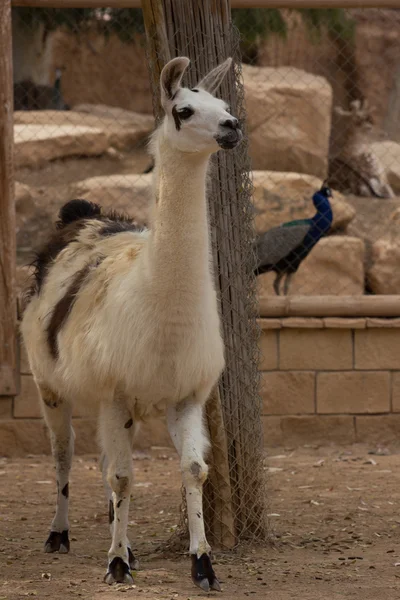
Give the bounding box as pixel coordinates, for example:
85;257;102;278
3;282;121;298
104;557;134;585
191;553;221;592
128;548;140;571
44;530;70;553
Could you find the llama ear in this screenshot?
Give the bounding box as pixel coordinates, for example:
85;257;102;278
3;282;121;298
196;57;232;95
160;57;190;103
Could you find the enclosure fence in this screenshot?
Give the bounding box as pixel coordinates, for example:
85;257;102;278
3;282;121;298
2;0;400;549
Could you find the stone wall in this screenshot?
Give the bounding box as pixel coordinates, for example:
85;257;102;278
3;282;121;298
1;317;400;455
260;317;400;447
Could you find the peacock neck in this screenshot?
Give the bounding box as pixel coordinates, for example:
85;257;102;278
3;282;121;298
309;197;333;240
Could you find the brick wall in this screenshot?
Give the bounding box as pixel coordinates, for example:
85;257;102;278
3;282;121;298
1;317;400;455
260;317;400;447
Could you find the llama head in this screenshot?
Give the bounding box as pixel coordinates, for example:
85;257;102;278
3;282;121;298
334;99;374;132
160;56;242;153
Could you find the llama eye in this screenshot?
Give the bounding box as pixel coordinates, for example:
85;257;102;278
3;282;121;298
178;107;194;120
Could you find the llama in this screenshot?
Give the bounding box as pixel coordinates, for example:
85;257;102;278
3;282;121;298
21;56;242;590
328;99;394;198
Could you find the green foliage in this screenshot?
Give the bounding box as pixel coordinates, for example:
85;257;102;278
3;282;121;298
232;8;355;64
13;7;144;40
13;7;354;49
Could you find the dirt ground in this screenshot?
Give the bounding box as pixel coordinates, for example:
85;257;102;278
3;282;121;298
2;443;400;600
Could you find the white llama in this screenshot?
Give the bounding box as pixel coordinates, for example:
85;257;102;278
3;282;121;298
21;56;242;590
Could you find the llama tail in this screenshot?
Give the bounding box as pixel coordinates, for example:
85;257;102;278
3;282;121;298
57;199;101;229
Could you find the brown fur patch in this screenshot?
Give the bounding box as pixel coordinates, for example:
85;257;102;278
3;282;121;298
24;203;145;313
38;383;61;408
46;263;95;360
26;220;87;305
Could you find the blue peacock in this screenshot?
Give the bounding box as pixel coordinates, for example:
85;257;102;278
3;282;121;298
255;185;333;295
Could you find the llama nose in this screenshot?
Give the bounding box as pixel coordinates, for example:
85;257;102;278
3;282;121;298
221;118;239;130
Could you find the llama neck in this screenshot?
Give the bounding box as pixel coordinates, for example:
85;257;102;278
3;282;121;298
148;135;212;298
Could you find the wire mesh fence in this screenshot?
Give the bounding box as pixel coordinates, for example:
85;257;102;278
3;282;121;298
13;2;267;552
11;3;400;551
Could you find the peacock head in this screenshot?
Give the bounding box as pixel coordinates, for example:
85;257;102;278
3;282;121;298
312;184;333;212
160;56;243;154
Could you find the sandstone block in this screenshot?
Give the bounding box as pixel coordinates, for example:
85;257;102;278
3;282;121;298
317;371;390;414
391;372;400;413
262;416;284;446
14;123;110;169
280;329;352;370
257;318;282;330
252;171;355;233
323;318;366;329
280;318;323;329
73;419;99;453
19;338;31;375
257;236;365;297
356;415;400;444
0;418;99;457
14;375;42;418
0;398;13;419
366;318;400;328
281;415;355;445
259;331;278;370
14;108;154;154
260;371;315;415
368;238;400;295
15;182;35;234
371;141;400;193
243;66;332;178
0;419;49;457
355;329;400;370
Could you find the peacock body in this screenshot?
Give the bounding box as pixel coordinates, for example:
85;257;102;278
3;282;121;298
255;186;333;295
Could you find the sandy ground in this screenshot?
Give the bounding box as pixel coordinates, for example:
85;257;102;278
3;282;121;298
2;443;400;600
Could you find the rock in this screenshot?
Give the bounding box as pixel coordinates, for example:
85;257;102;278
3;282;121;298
14;109;154;167
15;182;35;233
243;65;332;178
71;103;153;127
368;209;400;294
371;141;400;194
257;236;365;296
252;171;355;233
72;174;153;226
346;196;400;283
369;239;400;294
14;123;109;169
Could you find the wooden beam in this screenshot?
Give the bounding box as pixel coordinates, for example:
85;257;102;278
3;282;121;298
11;0;400;8
0;0;17;396
259;295;400;318
141;0;170;122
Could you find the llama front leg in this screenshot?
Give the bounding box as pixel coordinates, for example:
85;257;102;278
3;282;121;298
99;400;134;584
39;385;74;554
99;452;139;571
167;397;221;592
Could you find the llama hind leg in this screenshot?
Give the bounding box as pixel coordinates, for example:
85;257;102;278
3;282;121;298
39;384;74;554
99;452;139;571
99;399;134;584
167;396;221;592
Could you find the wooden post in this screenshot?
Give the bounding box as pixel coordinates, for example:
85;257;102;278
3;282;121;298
142;0;265;549
0;0;17;397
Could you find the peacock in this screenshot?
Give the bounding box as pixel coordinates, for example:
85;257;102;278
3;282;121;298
255;185;333;295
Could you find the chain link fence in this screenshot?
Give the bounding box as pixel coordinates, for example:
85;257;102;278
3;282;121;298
12;3;400;552
13;2;267;552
